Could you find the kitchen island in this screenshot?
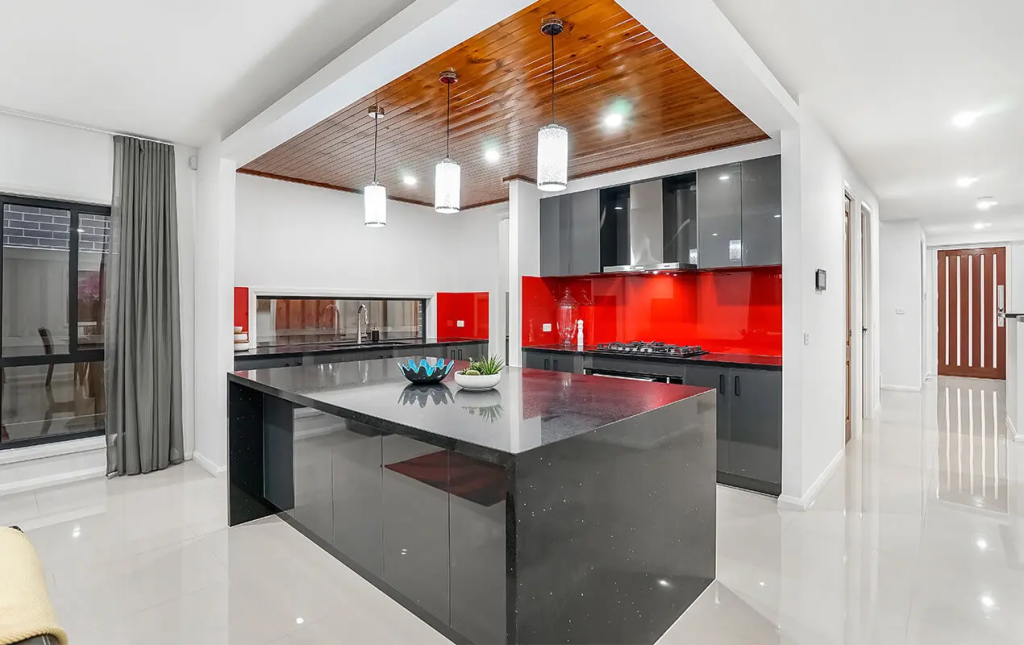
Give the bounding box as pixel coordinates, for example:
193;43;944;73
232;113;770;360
228;359;716;645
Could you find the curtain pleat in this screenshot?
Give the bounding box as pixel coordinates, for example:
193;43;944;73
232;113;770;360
106;136;183;476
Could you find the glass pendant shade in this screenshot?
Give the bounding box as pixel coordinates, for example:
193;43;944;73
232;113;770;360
364;182;386;227
537;124;568;192
434;158;461;213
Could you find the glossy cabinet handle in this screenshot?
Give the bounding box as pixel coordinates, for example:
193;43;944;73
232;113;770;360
734;375;741;396
718;374;725;394
544;358;550;370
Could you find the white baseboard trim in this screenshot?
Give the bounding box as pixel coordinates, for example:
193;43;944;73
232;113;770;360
0;436;105;466
1009;416;1023;443
777;449;845;511
192;451;226;475
0;466;106;496
881;384;922;392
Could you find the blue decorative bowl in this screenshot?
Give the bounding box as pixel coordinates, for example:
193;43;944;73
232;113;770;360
398;358;455;384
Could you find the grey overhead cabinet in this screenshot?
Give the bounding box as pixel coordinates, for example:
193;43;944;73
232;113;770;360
696;163;743;269
740;155;783;266
539;189;601;277
696;156;782;269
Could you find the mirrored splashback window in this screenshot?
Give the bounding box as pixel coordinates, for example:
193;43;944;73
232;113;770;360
255;297;426;347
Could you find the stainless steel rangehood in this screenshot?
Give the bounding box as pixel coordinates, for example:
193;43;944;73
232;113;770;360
602;179;695;273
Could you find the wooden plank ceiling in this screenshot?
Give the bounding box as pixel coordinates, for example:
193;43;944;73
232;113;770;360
240;0;768;209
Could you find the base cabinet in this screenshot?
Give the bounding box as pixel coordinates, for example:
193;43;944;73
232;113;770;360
683;366;781;494
523;351;581;373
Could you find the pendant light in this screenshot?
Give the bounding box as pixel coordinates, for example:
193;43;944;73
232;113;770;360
537;15;568;192
435;70;461;214
364;103;386;227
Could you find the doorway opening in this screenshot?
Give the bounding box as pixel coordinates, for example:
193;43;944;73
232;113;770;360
937;247;1007;379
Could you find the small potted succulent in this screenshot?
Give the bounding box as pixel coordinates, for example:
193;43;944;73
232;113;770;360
454;355;504;391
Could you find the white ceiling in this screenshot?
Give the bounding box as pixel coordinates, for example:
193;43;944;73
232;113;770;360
0;0;413;147
712;0;1024;236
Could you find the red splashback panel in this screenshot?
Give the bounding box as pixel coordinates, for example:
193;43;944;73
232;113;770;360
233;287;249;332
436;292;489;340
521;266;782;356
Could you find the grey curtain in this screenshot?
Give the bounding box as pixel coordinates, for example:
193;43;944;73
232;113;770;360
105;136;183;475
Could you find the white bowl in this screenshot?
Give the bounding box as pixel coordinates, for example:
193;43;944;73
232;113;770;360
454;371;501;391
233;332;248;342
233;326;244;333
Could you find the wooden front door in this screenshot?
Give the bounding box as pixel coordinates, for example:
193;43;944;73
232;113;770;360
937;247;1007;379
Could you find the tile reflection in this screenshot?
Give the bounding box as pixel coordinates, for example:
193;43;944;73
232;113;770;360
937;380;1007;513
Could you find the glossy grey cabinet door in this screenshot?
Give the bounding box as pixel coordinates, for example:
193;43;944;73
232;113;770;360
382;435;450;623
683;365;731;473
741;155;782;266
331;419;384;576
569;189;600;274
728;369;782;484
539;196;568;276
697;163;743;269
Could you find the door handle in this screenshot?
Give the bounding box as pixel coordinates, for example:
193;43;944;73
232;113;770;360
734;375;740;396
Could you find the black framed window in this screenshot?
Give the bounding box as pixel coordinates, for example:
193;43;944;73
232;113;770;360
1;194;110;448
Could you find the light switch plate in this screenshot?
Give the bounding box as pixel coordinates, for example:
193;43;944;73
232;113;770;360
803;333;811;346
542;323;552;332
456;320;465;328
895;308;906;315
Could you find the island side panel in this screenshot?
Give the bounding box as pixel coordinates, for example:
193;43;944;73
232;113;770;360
512;391;717;645
229;381;270;525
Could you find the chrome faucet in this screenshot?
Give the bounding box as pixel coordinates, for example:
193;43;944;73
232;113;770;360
357;304;369;345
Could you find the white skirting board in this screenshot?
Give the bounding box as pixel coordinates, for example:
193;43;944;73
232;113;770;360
0;436;106;496
192;450;227;475
777;449;845;511
1009;416;1023;443
881;384;923;392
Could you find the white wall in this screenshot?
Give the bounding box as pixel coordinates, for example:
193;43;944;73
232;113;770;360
0;111;197;489
879;220;926;390
234;173;500;296
780;113;880;506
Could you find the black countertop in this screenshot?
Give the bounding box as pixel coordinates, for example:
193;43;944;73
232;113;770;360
235;337;483;359
229;359;710;459
523;344;783;370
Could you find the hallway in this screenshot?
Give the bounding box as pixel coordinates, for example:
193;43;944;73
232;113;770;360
1;377;1020;644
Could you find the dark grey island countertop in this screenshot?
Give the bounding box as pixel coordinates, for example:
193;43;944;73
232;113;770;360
229;359;711;462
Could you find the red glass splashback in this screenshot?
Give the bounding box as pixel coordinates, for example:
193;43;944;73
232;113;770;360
437;292;489;340
233;287;250;332
522;266;782;356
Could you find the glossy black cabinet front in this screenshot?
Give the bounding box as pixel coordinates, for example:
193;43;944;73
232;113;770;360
383;435;450;623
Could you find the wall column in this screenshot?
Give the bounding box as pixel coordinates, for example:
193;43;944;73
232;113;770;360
507;180;541;367
192;140;237;474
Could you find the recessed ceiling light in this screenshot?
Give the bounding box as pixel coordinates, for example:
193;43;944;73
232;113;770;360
484;149;501;164
976;196;998;210
604;113;624;128
956;176;978;188
952;111;980;128
295;617;305;625
402;175;417;186
719;174;730;181
974;222;992;230
980;594;995;609
976;537;989;550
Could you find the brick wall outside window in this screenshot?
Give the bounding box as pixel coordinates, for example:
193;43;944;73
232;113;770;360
2;204;111;252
